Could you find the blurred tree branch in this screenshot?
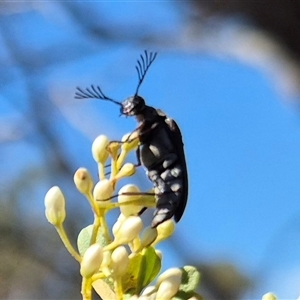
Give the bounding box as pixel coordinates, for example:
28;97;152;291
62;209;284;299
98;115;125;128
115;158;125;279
191;0;300;58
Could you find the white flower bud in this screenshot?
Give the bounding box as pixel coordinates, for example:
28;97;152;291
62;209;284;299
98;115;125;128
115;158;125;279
156;268;182;300
139;226;158;249
114;216;143;245
74;168;94;195
118;184;143;217
80;243;103;278
92;135;109;164
156;281;178;300
93;179;114;201
44;186;66;226
111;246;129;277
262;293;277;300
141;285;156;296
155;250;162;260
112;214;126;236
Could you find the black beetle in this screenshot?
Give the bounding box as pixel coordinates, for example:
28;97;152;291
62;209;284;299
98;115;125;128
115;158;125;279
75;51;188;228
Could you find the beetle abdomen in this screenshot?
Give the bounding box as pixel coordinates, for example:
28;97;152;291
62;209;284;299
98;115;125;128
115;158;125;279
145;159;184;227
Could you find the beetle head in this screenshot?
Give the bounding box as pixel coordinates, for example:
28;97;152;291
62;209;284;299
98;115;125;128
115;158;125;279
122;95;145;116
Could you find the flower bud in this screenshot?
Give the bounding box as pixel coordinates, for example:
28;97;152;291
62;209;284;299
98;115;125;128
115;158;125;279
118;184;143;217
114;216;143;245
156;268;182;300
139;226;158;249
155;250;162;260
44;186;66;226
111;246;129;277
121;131;139;152
262;293;277;300
106;141;121;161
74;168;94;195
80;243;103;278
112;214;126;236
153;219;175;245
92;135;109;164
141;286;156;296
113;163;136;182
93;179;114;201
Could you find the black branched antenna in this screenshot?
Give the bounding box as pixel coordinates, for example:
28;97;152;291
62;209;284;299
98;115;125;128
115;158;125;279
75;85;122;107
135;50;157;96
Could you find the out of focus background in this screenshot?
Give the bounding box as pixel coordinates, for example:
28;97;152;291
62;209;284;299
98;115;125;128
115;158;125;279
1;2;300;299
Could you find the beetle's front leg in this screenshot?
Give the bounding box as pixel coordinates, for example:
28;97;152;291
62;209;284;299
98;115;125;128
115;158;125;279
125;120;159;143
108;124;142;148
106;128;141;171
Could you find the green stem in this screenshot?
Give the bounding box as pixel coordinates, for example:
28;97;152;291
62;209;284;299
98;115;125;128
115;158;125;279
56;224;81;262
116;150;128;170
98;163;105;181
90;213;101;245
99;208;112;243
110;159;117;180
90;209;112;246
86;192;100;216
91;273;106;281
81;277;92;300
114;276;123;300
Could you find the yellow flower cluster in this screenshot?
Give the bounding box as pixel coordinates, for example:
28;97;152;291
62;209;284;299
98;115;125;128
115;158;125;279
44;133;195;300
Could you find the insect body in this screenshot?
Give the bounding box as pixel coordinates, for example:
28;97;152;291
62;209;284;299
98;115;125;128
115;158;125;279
75;51;188;227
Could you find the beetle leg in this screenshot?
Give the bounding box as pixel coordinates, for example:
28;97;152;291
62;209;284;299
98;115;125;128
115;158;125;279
109;120;158;145
135;146;142;167
126;121;159;143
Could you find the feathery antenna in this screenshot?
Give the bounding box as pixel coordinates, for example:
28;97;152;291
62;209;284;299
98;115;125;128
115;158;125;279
75;85;122;107
135;50;157;95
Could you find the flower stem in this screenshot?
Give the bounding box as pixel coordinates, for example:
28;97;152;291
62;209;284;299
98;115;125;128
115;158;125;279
81;277;92;300
116;150;128;170
56;224;81;262
98;163;105;181
90;213;101;245
114;276;123;300
87;192;100;216
99;208;111;243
